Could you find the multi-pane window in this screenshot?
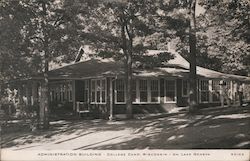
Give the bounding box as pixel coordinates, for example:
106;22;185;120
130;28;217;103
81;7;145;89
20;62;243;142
62;84;66;101
91;79;106;104
115;79;125;103
49;81;72;102
55;87;59;101
132;80;137;102
165;80;176;102
68;83;72;101
96;80;101;102
150;80;159;102
83;80;89;102
115;79;159;104
225;81;231;96
212;80;220;102
139;80;148;102
59;84;63;101
91;80;95;102
101;79;106;103
182;80;188;97
200;80;209;102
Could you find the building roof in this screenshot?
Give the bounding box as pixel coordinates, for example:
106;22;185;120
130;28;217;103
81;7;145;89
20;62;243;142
32;50;250;82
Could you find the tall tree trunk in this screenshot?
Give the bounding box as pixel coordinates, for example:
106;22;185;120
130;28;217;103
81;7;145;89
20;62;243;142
39;1;49;129
189;0;198;112
126;35;133;119
39;48;49;129
121;16;133;119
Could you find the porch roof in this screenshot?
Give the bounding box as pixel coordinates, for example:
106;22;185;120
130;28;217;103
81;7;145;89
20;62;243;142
31;50;250;82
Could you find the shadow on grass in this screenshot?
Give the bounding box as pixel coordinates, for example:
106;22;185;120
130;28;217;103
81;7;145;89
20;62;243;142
1;107;250;149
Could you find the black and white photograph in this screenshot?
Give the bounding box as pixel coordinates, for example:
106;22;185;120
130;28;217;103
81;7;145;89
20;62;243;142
0;0;249;160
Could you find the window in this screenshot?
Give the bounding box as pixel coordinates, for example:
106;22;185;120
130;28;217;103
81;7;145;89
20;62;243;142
101;79;106;103
91;80;95;103
150;80;159;102
225;81;231;96
132;80;137;102
139;80;148;102
91;79;106;104
200;80;209;102
114;79;160;104
62;84;66;101
83;80;89;102
165;79;176;102
68;83;72;102
56;86;60;101
182;80;188;97
50;86;54;101
212;80;220;102
115;79;125;103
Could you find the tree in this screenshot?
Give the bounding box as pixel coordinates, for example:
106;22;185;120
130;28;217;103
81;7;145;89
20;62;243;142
83;0;177;118
0;0;90;129
159;0;199;111
198;0;250;76
188;0;198;111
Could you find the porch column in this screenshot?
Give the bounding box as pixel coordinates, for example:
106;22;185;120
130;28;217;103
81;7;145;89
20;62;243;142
31;81;39;106
18;84;24;105
209;80;213;103
26;82;32;106
233;81;238;105
160;78;165;104
109;77;114;121
17;83;25;115
230;81;233;101
72;80;76;111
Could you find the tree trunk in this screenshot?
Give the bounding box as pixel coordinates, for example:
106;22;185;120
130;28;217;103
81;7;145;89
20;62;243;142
39;1;50;129
39;50;49;129
126;38;133;119
189;0;198;112
120;15;133;119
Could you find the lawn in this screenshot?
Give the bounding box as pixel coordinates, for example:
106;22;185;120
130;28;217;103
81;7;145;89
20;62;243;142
1;106;250;150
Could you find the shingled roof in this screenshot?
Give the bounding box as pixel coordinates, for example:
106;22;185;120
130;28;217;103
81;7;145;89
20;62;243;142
32;50;250;82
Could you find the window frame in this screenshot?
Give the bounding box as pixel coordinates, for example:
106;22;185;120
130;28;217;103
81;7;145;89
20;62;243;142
199;79;210;103
211;79;220;103
149;79;160;103
182;79;189;97
115;79;126;104
138;79;149;103
164;79;177;103
83;80;89;103
114;78;160;104
68;82;73;102
90;78;107;104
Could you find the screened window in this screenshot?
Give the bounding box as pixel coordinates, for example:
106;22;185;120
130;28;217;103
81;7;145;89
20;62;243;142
55;86;59;101
91;79;106;104
49;81;72;102
150;80;159;102
182;80;188;97
83;80;89;102
62;84;66;101
200;80;209;102
115;79;125;103
212;80;220;102
165;80;176;102
101;79;106;103
132;80;137;102
91;80;95;103
68;83;72;101
115;79;159;104
139;80;148;102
